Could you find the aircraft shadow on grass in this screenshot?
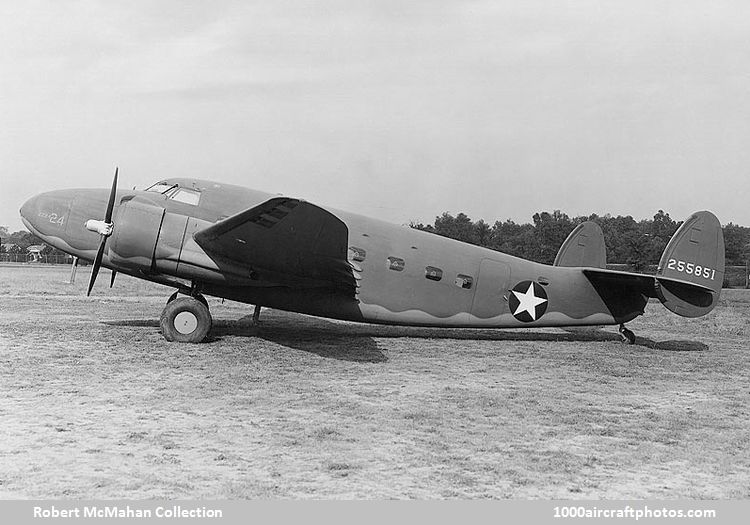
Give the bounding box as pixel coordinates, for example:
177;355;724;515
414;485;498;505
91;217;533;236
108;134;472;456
102;316;387;363
103;314;708;361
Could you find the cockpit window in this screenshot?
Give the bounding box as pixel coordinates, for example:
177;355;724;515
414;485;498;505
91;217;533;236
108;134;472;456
145;182;201;205
145;182;178;194
169;188;201;205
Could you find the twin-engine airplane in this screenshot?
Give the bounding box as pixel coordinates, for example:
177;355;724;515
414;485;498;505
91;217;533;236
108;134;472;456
20;170;725;344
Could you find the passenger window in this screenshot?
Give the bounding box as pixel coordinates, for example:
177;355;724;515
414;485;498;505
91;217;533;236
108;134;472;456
387;256;405;272
425;266;442;281
348;247;366;262
169;188;201;205
455;274;473;289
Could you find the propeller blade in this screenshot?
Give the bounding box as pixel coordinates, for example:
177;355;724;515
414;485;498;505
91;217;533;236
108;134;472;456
110;270;117;288
104;167;119;223
86;167;119;297
87;237;107;296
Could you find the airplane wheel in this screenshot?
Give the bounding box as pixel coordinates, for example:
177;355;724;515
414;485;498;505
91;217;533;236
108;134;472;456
618;325;636;345
160;297;212;343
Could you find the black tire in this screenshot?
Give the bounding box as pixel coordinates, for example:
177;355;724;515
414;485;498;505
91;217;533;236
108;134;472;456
619;325;636;345
160;297;212;343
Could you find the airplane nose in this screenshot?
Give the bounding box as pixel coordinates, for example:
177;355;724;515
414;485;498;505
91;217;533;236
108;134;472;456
19;194;40;224
19;190;73;237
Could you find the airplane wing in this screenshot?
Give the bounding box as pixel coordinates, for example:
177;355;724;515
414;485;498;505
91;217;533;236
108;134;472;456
193;197;356;293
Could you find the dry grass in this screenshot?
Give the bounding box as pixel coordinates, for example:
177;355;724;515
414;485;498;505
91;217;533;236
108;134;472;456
1;265;749;499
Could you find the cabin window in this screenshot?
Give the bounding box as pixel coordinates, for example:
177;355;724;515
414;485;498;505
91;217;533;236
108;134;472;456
348;247;366;262
169;187;201;205
425;266;443;281
455;274;473;289
387;256;405;272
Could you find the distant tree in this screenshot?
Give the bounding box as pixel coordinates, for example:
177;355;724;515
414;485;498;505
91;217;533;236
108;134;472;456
433;212;480;245
723;223;750;265
474;219;492;247
489;219;535;259
650;210;678;241
408;221;435;233
410;209;749;270
6;230;37;251
532;210;576;264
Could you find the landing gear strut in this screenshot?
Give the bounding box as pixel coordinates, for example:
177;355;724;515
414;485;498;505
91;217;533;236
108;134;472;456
160;294;212;343
252;304;262;325
619;324;636;345
167;290;208;308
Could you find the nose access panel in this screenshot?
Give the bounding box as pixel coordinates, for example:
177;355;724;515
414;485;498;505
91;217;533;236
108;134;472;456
109;199;165;270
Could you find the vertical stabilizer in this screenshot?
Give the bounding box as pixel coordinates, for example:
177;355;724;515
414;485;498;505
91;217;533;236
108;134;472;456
554;221;607;268
655;211;724;317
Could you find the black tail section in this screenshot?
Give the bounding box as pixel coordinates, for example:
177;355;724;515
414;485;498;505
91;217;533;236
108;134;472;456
580;211;724;321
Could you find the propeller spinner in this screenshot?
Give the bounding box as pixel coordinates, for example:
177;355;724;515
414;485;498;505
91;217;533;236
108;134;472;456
84;167;118;296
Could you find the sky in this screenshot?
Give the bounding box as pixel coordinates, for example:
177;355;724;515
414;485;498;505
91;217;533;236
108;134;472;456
2;0;750;233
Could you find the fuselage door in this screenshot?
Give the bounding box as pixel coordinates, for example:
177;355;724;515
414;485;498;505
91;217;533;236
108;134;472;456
470;259;511;319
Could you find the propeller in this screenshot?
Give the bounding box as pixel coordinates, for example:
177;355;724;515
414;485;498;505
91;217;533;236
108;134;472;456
85;167;118;296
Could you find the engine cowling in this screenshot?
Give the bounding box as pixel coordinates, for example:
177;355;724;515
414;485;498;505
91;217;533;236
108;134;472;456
108;196;252;285
108;198;165;270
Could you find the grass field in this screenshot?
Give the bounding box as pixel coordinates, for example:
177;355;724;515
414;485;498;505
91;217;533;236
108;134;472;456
1;264;749;499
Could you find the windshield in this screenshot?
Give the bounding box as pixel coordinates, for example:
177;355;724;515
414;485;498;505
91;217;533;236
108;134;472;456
145;181;178;194
144;181;201;205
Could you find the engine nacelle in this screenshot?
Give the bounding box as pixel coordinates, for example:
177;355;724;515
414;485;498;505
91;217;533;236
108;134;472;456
108;197;252;285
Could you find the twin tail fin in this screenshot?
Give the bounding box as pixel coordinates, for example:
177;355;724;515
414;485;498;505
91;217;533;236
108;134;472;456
569;211;725;319
655;211;724;317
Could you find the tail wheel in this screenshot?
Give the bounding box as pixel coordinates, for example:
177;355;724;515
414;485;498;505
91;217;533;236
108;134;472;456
160;297;212;343
618;324;636;345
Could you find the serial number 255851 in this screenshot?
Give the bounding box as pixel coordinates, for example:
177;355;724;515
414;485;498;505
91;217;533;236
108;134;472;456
666;259;716;280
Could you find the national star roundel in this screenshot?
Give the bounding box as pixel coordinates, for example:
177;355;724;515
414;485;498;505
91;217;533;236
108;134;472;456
508;280;548;322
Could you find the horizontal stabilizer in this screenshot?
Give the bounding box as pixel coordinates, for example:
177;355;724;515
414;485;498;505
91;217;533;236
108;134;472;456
193;197;356;292
554;221;606;268
582;268;718;322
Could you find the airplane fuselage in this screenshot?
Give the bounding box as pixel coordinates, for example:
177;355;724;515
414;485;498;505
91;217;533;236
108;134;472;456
21;178;645;330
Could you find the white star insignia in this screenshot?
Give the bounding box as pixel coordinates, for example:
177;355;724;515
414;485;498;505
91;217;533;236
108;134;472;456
511;282;548;321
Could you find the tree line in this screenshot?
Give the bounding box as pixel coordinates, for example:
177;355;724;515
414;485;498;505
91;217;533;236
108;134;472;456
0;227;67;256
410;210;750;270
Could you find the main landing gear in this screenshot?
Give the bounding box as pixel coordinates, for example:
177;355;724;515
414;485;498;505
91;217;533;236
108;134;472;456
160;292;212;343
618;324;636;345
158;291;264;343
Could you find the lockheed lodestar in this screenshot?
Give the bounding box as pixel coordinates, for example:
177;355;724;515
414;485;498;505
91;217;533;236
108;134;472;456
20;170;725;344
